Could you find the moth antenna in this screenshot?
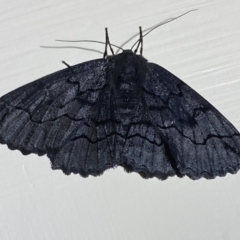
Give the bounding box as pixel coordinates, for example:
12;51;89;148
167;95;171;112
134;27;143;55
131;9;198;51
56;39;123;52
104;28;115;58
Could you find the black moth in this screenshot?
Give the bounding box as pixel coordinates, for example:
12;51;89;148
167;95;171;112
0;25;240;180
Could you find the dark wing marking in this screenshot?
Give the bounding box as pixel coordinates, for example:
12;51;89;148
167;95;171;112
141;62;240;179
0;59;119;176
119;121;177;180
117;100;177;180
49;85;124;176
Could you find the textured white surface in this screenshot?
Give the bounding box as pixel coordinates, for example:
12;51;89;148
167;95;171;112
1;0;240;240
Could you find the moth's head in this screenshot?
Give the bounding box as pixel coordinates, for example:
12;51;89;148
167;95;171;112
106;49;147;85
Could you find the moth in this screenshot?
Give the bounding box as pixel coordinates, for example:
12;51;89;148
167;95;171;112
1;12;240;180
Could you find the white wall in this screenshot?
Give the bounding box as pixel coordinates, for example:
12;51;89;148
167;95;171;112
1;0;240;239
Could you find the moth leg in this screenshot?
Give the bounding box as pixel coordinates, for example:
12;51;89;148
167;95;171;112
103;28;114;58
61;61;76;74
134;26;143;55
62;60;71;68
